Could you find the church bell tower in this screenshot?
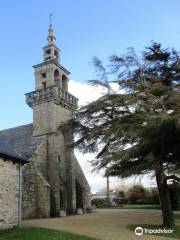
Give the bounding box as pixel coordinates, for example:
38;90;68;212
25;24;78;216
25;24;78;136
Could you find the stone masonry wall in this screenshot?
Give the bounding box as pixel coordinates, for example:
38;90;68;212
22;139;50;219
35;172;50;218
0;158;19;228
22;160;50;219
22;160;38;219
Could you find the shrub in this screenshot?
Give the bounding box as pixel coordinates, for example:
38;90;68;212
127;192;143;204
128;185;146;194
151;189;160;204
115;190;125;198
169;182;180;210
98;201;112;208
113;197;127;206
91;198;112;208
127;185;146;204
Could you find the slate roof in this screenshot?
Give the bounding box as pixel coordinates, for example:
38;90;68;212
0;124;42;160
0;152;28;164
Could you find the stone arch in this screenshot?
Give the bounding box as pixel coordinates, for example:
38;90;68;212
58;155;67;212
75;180;83;209
62;74;68;91
54;69;61;87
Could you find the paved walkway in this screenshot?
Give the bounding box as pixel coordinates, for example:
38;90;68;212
23;209;180;240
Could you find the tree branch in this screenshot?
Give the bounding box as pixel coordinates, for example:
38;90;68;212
166;175;180;182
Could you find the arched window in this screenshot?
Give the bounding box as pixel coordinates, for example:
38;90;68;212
62;75;68;91
54;69;61;87
54;50;59;60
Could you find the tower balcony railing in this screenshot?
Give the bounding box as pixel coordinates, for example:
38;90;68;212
25;85;78;109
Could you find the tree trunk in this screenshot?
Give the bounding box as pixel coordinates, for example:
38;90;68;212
155;169;175;228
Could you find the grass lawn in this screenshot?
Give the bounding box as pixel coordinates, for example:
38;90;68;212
0;227;97;240
175;214;180;219
127;224;180;239
122;204;161;209
98;204;161;209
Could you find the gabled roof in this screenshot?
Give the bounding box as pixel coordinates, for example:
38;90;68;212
0;124;42;160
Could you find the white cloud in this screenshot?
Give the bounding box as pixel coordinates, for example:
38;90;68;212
69;80;107;106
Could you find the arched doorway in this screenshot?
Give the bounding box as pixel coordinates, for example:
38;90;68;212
58;155;67;213
75;180;83;209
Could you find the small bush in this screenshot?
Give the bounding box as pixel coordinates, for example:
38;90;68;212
113;197;127;206
151;189;160;204
143;189;160;204
128;185;146;194
127;186;160;205
98;201;112;208
91;198;112;208
127;192;143;204
169;182;180;210
115;191;125;198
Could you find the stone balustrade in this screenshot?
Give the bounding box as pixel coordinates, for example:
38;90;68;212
25;85;78;109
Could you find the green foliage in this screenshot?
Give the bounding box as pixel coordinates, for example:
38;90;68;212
169;183;180;210
73;42;180;179
114;186;160;204
0;228;96;240
123;204;160;209
114;197;128;205
145;189;160;205
126;185;160;204
127;192;143;204
72;42;180;227
116;190;125;197
128;185;145;194
175;214;180;219
91;198;112;208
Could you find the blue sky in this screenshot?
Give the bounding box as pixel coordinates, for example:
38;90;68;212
1;0;180;130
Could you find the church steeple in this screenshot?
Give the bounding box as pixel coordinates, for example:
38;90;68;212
26;23;78;127
47;24;56;45
43;24;60;63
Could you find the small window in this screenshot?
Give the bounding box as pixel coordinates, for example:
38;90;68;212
45;56;51;61
54;50;58;59
41;72;46;79
42;82;46;88
46;49;51;55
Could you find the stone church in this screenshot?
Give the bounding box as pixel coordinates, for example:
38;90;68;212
0;24;91;219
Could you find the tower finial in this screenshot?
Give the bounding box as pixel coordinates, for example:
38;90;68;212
49;11;53;26
47;12;56;45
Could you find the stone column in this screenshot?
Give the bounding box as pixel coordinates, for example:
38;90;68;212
64;128;76;215
47;135;60;217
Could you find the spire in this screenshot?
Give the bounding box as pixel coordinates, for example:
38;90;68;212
47;24;56;45
47;12;56;44
43;14;60;63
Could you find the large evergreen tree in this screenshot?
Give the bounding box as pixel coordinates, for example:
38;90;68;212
72;43;180;227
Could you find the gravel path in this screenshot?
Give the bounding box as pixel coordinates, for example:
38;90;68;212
23;209;180;240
